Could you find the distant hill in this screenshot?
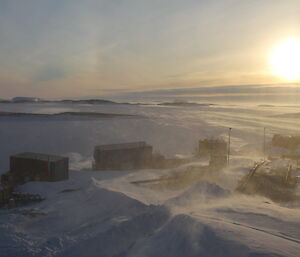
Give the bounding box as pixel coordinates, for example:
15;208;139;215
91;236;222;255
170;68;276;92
57;99;118;104
1;98;128;105
0;111;137;119
12;97;41;103
158;101;214;107
257;104;275;108
272;112;300;119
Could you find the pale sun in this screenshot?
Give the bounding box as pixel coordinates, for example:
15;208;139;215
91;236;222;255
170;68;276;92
269;39;300;81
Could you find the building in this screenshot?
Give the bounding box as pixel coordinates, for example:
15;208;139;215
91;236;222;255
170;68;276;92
198;138;228;169
198;138;228;157
93;141;153;170
209;154;228;169
271;134;300;151
0;185;10;206
9;152;69;183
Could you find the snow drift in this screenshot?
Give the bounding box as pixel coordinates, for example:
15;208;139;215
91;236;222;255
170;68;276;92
166;180;231;206
1;101;300;256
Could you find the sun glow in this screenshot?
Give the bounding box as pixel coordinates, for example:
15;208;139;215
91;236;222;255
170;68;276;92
269;38;300;81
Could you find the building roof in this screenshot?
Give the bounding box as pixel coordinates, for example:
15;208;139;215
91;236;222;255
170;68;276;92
11;152;67;162
95;141;151;151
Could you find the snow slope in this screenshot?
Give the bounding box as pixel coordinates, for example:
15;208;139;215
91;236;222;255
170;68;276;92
0;102;300;256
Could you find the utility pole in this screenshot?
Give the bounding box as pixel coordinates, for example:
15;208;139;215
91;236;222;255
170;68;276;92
263;127;266;161
227;127;232;166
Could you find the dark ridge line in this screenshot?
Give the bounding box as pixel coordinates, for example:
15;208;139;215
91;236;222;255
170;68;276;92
0;111;138;119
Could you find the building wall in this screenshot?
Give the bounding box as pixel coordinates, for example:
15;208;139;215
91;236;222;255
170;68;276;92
94;146;153;170
198;139;227;157
0;188;10;205
209;154;228;168
272;134;300;151
10;156;68;182
53;158;69;181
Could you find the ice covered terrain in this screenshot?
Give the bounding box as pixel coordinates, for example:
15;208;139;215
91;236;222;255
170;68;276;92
0;101;300;257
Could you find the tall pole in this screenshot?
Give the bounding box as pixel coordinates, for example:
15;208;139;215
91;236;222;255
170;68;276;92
263;127;266;161
228;127;232;166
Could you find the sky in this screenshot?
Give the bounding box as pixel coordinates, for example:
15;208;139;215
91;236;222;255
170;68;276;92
0;0;300;99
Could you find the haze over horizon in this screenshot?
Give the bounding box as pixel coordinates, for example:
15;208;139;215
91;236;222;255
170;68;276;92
1;0;300;98
2;3;300;256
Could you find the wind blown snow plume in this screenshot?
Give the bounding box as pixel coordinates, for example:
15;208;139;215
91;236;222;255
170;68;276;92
1;102;300;256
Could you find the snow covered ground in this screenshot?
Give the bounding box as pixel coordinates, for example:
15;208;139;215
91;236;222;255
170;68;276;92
0;101;300;257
